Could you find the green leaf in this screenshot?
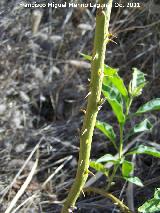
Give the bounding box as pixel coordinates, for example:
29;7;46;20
111;75;128;98
129;68;147;97
80;52;92;61
138;189;160;213
124;176;143;187
102;83;123;104
126;119;153;140
104;65;118;76
136;99;160;114
154;189;160;200
138;199;160;213
122;160;134;177
132;83;147;97
103;85;125;124
133;119;153;133
96;120;116;142
90;161;108;176
103;73;128;98
80;53;118;77
127;145;160;158
102;71;127;124
107;98;125;124
96;154;120;164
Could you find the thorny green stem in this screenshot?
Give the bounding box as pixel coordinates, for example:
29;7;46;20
61;1;113;212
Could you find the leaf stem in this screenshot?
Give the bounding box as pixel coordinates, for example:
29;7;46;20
106;164;118;191
119;123;124;159
111;139;119;152
126;97;133;117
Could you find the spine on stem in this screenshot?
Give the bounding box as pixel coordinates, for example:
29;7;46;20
61;1;113;212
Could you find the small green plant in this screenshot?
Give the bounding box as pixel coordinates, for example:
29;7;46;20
82;53;160;211
138;188;160;213
89;65;160;189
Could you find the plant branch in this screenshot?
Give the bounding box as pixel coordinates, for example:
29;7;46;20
61;1;113;212
84;187;133;213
